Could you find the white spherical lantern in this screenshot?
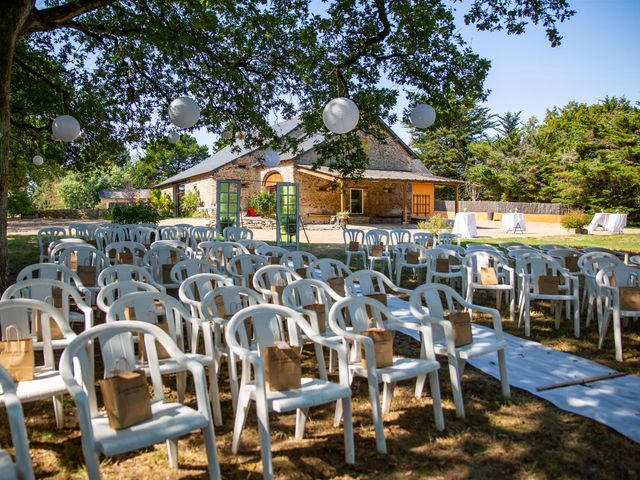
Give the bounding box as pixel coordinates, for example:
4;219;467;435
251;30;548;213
32;155;44;166
263;150;281;169
322;97;359;134
51;115;81;142
410;103;436;129
168;96;201;129
167;131;180;144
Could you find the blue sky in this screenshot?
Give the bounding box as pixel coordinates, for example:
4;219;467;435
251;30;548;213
193;0;640;148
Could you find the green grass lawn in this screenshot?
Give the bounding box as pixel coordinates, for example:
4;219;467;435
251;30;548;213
7;235;39;283
464;234;640;254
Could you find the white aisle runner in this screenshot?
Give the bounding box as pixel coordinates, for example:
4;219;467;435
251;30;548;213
386;296;640;444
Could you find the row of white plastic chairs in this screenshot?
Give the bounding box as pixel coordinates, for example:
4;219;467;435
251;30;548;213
1;252;514;479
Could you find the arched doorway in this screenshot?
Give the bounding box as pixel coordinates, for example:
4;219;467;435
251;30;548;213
263;171;283;193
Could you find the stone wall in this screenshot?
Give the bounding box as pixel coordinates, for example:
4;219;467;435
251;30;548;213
294;171;341;222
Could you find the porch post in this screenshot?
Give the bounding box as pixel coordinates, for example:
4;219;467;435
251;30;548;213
402;182;408;224
454;184;459;214
339;179;345;212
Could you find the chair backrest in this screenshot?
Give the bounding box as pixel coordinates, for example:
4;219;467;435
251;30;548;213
96;280;159;313
179;273;234;317
412;232;436;248
578;252;623;277
308;258;351;281
208;241;249;268
463;250;511;282
37;227;66;259
280;250;318;270
104;241;147;264
159;225;189;243
227;254;268;281
364;229;390;249
437;232;461;245
255;244;290;258
94;226;127;251
201;286;266;322
68;223;98;241
345;269;395;296
343;228;365;246
16;263;85;292
58;247;112;287
328;296;394;335
170;258;221;283
128;225;159;245
433;243;466;256
394;243;428;264
237;239;267;252
97;264;162;290
389;228;412;247
252;265;301;294
190;226;217;249
282;279;342;320
48;239;89;263
143;245;190;282
498;241;530;249
596;264;640;290
0;364;35;480
516;256;567;291
223;226;253;241
465;243;500;254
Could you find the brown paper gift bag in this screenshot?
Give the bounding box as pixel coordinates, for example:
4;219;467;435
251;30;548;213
304;304;326;332
448;255;461;267
538;275;560;294
262;341;301;391
348;241;360;252
70;251;78;271
137;322;172;361
296;267;308;278
271;284;285;299
361;328;393;369
77;265;96;287
116;251;135;265
161;264;174;284
327;277;346;296
406;251;420;264
479;267;499;285
446;312;473;347
436;258;449;273
565;255;579;272
365;293;387;324
99;360;152;430
35;309;65;341
371;244;384;257
268;255;281;265
620;287;640;311
0;326;35;382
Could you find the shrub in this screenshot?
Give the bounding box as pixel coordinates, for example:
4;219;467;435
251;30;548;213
149;189;175;218
179;188;201;217
561;210;591;230
248;191;276;217
417;215;451;235
110;203;160;224
8;190;37;217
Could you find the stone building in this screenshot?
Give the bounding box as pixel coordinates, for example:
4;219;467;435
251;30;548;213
98;188;151;209
155;118;461;224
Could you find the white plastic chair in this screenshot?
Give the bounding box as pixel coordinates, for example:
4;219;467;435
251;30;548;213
16;263;89;300
48;238;89;264
308;258;351;296
0;365;35;480
143;245;190;286
328;296;444;454
345;269;411;301
37;227;66;262
437;232;461;246
255;244;290;259
227;254;268;288
279;250;318;278
179;273;234;319
394;243;429;286
464;251;516;322
343;228;367;270
252;265;302;305
159;225;190;243
423;248;465;292
223;226;253;241
579;252;624;327
226;304;354;479
128;225;159;246
59;321;221;479
237;239;268;253
0;299;75;428
498;241;530;250
69;223;98;242
58;247;112;300
96;280;159;315
94;226;127;252
596;265;640;361
516;256;580;337
170;258;222;283
208;241;249;270
389;228;412;258
190;226;218;249
104;241;147;266
409;283;510;419
412;232;437;248
364;229;392;277
97;264;165;293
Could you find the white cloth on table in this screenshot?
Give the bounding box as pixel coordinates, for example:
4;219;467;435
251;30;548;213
587;212;609;232
604;213;627;233
502;212;526;232
452;212;477;238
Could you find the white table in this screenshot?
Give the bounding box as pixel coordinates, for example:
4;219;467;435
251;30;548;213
502;212;526;233
587;212;627;233
452;212;477;238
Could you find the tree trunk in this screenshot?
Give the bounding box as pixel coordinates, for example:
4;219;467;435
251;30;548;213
0;1;32;292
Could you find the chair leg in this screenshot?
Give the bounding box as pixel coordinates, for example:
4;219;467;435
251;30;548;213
598;310;612;349
382;382;395;414
333;398;344;428
367;379;387;454
176;371;187;404
53;395;64;429
203;423;222;480
255;395;274;479
295;408;309;440
509;288;515;322
314;343;328;380
613;310;624;362
497;349;511;400
414;373;426;398
524;296;531;337
208;364;223;426
448;357;465;419
228;354;240;414
166;438;178;468
231;391;252;454
342;397;355;465
573;298;580;338
428;370;445;431
395;265;402;286
84;451;102;480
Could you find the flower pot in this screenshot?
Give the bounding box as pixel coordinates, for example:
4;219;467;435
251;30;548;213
575;228;588;235
487;212;494;221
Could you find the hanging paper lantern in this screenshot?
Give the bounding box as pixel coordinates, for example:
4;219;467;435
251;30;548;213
263;150;281;169
51;115;81;142
168;96;201;129
167;131;180;144
32;155;44;166
222;130;233;140
322;97;359;134
409;104;436;129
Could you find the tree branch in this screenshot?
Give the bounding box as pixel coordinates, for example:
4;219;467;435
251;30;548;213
13;57;72;100
21;0;116;35
10;119;47;132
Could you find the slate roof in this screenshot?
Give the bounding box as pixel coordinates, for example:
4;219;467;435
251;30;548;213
296;165;463;184
98;188;151;200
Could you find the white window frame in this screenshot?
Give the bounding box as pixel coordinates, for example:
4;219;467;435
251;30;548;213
349;188;364;215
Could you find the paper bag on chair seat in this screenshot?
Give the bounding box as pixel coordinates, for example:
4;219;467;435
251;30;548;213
0;326;35;382
565;255;579;272
327;276;346;296
304;304;326;332
77;265;96;287
620;287;640;311
116;251;135;265
365;293;387;324
479;267;499;285
35;310;65;341
371;244;384;257
406;251;420;264
446;312;473;347
348;241;360;252
271;284;285;299
261;341;301;391
99;360;152;430
296;267;308;278
361;328;393;369
268;255;281;265
436;258;449;273
538;275;560;294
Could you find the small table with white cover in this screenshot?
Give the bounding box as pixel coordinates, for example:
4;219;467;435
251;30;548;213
452;212;477;238
587;212;627;233
502;212;526;233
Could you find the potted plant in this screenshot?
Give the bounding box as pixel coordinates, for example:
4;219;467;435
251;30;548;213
561;210;591;234
336;211;350;230
417;215;451;235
